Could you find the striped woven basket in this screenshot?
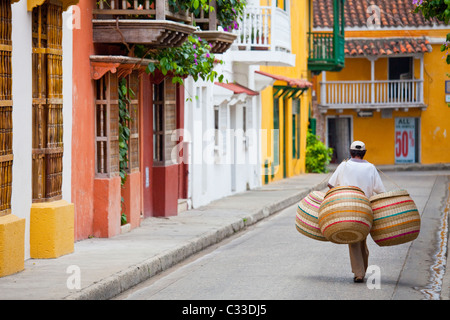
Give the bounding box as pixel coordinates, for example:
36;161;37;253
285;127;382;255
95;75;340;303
295;191;328;241
369;189;420;247
318;186;373;244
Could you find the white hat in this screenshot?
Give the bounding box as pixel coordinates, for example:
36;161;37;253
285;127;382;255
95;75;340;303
350;141;366;151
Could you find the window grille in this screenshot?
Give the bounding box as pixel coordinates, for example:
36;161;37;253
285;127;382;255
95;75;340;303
153;78;177;166
95;68;140;177
0;0;13;216
32;1;64;202
95;71;119;177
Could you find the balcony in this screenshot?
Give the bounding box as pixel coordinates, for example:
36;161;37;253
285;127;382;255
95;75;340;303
228;0;295;67
308;32;345;73
92;0;196;47
192;1;237;54
308;0;345;74
318;79;426;112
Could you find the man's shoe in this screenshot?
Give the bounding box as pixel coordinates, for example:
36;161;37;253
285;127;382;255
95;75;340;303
353;276;364;283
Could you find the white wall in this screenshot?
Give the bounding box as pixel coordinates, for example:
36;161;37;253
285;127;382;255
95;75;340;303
62;8;73;203
11;0;33;260
185;53;262;209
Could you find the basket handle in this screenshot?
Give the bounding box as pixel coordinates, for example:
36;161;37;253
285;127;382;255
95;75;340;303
377;167;402;190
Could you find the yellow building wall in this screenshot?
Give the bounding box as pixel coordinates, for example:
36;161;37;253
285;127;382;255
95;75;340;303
316;28;450;165
260;0;312;182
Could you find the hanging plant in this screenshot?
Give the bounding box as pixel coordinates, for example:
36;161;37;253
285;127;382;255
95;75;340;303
216;0;246;31
118;77;133;186
136;34;224;86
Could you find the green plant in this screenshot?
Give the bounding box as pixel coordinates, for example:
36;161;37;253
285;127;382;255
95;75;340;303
216;0;246;31
305;131;333;173
121;212;128;226
139;34;224;86
118;78;133;186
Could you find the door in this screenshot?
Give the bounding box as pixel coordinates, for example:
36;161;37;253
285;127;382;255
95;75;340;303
327;116;352;163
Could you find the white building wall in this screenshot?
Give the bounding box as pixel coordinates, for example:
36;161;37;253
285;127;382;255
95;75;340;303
62;9;73;203
185;52;263;209
11;0;33;259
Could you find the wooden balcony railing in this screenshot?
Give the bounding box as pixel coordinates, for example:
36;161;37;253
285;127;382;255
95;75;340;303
92;0;196;47
308;32;345;73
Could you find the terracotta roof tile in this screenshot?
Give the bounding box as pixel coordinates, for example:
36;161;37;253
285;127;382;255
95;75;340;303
344;37;432;57
313;0;446;29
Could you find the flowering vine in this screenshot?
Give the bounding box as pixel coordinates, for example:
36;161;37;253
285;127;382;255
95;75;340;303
135;34;224;86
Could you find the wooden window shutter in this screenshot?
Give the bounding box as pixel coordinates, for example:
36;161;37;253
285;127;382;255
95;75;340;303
31;0;64;202
95;71;120;177
0;0;12;216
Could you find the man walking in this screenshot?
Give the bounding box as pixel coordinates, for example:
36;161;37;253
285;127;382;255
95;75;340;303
327;141;385;283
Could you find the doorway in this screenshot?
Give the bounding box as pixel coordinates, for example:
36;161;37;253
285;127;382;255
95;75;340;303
327;116;352;163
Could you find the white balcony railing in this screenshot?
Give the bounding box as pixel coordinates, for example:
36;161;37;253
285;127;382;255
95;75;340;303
320;79;425;108
231;3;291;52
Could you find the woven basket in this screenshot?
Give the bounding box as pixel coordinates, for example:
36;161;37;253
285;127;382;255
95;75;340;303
369;189;420;247
295;191;328;241
318;186;373;244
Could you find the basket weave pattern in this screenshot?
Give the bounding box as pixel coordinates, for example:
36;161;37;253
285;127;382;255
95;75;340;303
295;191;328;241
318;186;373;244
369;189;420;246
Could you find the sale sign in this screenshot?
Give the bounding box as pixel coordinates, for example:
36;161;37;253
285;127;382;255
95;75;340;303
395;118;416;163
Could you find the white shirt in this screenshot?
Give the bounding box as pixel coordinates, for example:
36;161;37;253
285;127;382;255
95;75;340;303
328;158;386;197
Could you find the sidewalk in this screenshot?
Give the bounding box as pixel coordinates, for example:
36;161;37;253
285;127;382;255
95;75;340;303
0;172;330;300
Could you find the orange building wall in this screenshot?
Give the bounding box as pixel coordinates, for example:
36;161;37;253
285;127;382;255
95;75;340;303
72;0;95;240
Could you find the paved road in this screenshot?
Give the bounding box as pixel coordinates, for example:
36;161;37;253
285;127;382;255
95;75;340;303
115;171;450;300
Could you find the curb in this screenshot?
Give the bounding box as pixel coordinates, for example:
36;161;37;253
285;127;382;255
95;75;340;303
64;180;329;300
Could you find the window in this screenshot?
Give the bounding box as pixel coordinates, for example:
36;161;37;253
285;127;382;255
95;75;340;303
153;78;177;165
153;81;164;163
94;67;140;177
95;71;120;177
0;0;12;215
32;1;64;202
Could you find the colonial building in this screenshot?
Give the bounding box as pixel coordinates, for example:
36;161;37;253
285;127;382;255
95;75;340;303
311;0;450;165
258;0;315;183
183;0;309;208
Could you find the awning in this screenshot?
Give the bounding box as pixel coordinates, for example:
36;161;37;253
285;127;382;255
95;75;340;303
255;70;312;99
214;82;259;96
255;70;313;89
345;37;432;57
213;82;258;106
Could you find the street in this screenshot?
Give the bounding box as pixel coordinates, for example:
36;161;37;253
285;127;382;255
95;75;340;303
114;170;450;300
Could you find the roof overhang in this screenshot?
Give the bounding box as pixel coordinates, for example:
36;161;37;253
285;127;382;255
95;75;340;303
344;37;432;59
254;70;312;98
214;82;258;106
